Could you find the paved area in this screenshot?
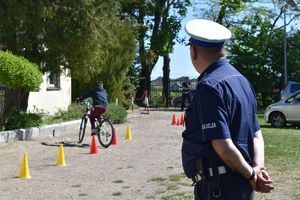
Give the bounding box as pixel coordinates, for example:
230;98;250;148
0;109;288;200
0;109;193;200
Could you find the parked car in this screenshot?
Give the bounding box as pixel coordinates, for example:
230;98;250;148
171;90;196;107
264;90;300;128
281;81;300;100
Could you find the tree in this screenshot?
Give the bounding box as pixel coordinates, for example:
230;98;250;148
0;0;136;106
194;0;300;107
160;2;190;107
121;0;191;105
72;16;136;106
228;3;300;106
0;51;42;126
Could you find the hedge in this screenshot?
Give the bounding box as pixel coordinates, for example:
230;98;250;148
0;51;42;90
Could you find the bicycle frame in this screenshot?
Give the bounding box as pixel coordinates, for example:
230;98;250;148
78;99;114;148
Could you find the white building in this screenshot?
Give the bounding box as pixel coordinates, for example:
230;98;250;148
27;70;71;114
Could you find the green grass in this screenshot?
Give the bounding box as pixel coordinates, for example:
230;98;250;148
146;114;300;200
169;173;186;182
255;113;300;199
112;192;122;196
148;177;167;183
257;114;300;171
154;188;166;194
161;192;193;200
165;183;180;190
71;184;81;188
113;179;124;184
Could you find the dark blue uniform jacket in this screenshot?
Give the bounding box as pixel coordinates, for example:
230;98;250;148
181;58;260;178
81;86;108;107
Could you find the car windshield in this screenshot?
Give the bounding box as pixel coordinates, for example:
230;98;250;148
290;84;300;93
286;92;300;103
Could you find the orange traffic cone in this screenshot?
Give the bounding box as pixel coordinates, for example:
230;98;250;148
112;128;117;145
171;114;177;125
176;118;180;126
90;135;98;154
180;114;184;125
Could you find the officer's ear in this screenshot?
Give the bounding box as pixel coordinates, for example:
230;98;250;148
190;44;198;60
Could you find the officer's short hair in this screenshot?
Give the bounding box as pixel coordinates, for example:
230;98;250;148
96;81;103;87
195;46;226;57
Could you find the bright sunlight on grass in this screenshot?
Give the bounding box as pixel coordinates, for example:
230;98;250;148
255;113;300;199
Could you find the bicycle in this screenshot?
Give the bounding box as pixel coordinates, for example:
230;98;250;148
78;100;114;148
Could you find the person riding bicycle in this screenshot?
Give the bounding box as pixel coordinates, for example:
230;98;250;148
77;81;108;135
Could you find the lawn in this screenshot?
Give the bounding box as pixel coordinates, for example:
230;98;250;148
151;114;300;200
254;114;300;200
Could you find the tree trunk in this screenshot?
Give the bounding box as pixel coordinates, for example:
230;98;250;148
135;1;165;105
19;89;30;111
0;87;21;127
162;54;170;108
135;63;155;105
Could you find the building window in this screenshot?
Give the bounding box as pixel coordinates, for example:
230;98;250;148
46;72;60;90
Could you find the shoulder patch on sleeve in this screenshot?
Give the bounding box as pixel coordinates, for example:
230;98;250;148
202;122;217;130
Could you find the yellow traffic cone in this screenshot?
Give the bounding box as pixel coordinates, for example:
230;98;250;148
19;152;31;179
125;124;132;140
56;144;66;166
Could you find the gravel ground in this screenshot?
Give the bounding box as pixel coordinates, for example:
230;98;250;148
0;109;293;200
0;109;193;200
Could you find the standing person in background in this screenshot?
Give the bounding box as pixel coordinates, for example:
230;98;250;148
181;76;192;111
77;81;108;135
181;19;274;199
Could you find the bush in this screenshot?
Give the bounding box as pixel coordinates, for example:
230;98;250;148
104;103;127;124
4;110;43;130
0;51;42;90
47;103;82;123
2;102;127;131
4;103;82;130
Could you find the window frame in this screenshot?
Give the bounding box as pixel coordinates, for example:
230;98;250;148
46;72;61;91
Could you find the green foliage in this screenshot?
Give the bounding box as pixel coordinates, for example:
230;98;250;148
0;1;136;104
121;0;191;100
1;102;127;130
4;110;43;130
0;51;42;91
227;4;300;106
46;103;83;124
3;103;82;130
104;103;127;124
195;1;300;107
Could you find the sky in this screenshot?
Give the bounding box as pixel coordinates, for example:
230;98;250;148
150;1;300;80
151;8;198;80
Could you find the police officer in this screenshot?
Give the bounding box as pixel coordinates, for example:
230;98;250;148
181;19;274;199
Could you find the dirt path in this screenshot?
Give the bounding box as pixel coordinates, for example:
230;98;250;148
0;109;295;200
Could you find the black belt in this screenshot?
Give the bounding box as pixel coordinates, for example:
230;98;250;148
191;165;231;185
208;166;227;177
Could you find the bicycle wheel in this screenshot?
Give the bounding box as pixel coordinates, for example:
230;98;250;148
79;115;88;143
97;118;114;148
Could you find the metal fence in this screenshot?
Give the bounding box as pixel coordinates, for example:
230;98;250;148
150;76;197;107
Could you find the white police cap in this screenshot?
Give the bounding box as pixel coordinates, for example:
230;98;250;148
185;19;231;47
